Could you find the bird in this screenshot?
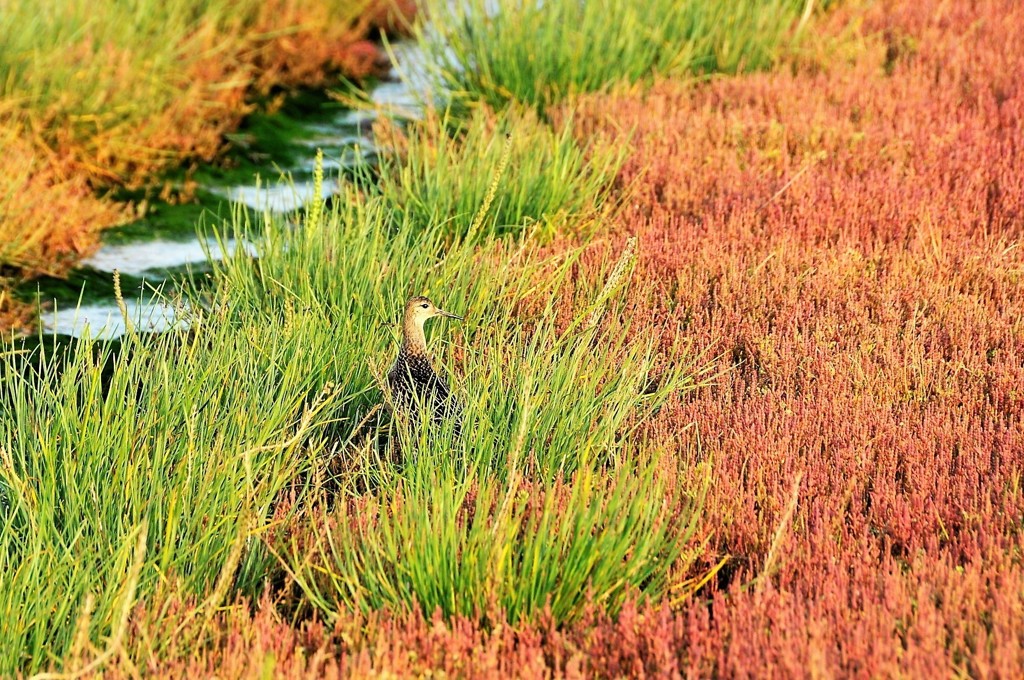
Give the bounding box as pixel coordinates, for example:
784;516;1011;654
386;295;463;430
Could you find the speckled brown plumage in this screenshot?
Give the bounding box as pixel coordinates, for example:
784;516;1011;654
386;296;462;430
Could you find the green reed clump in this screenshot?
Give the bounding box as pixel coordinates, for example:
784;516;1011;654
289;456;705;624
370;106;625;241
0;157;501;672
417;0;815;112
213;162;709;624
0;158;452;674
280;290;710;623
0;126;705;670
279;357;707;626
214;156;700;481
0;306;350;675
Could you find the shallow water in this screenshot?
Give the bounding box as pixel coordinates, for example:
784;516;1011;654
79;238;247;276
42;300;187;339
208;178;342;214
34;41;429;340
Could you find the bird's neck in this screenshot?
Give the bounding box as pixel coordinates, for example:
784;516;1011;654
402;317;428;356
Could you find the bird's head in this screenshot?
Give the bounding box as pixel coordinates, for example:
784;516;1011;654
404;295;462;329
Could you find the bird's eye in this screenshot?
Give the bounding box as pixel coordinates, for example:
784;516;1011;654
421;303;429;309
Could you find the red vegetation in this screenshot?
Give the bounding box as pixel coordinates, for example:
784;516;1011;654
102;596;710;678
566;0;1024;674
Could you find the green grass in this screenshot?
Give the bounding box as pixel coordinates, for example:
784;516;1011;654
208;159;708;625
0;131;707;671
288;456;705;624
372;105;627;241
0;303;346;674
415;0;816;112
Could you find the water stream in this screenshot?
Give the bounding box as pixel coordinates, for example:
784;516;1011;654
25;41;430;340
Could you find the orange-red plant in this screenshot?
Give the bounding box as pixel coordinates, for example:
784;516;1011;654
557;0;1024;674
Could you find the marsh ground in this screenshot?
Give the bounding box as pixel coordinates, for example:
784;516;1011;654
2;0;1022;677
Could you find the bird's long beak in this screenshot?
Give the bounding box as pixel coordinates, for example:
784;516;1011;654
437;308;463;321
